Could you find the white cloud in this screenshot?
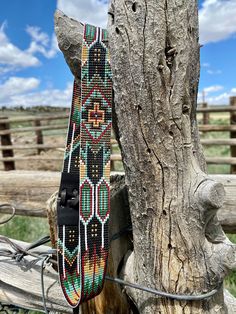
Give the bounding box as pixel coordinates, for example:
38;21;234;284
26;26;59;59
199;0;236;44
0;23;40;71
207;92;231;104
0;77;40;102
201;62;222;75
204;85;224;94
207;69;222;75
57;0;109;28
202;63;210;68
198;82;236;104
0;22;59;75
0;80;73;108
198;87;236;105
26;26;49;46
198;85;225;104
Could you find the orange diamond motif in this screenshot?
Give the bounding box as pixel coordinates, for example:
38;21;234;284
88;102;105;128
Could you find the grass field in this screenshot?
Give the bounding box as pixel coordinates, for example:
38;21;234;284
1;109;236;312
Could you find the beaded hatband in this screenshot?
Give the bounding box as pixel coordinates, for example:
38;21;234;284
57;24;112;307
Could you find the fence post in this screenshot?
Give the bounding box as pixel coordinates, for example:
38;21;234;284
110;151;115;172
202;102;209;125
0;117;15;171
33;120;43;154
230;96;236;174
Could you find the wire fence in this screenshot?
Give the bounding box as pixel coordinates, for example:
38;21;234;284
0;211;221;314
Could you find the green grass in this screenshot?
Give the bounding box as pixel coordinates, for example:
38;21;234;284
206;138;230;174
0;216;49;242
201;117;231;174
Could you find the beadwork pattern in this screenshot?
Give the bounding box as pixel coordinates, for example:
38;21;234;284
57;24;112;307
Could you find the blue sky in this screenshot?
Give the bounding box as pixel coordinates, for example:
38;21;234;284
0;0;236;107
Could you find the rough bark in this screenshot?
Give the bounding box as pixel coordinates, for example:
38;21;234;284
107;0;236;313
54;10;83;84
54;6;236;314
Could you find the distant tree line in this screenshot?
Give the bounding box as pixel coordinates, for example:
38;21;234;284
0;105;68;113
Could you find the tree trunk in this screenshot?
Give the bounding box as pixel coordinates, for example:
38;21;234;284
54;4;236;313
107;0;236;313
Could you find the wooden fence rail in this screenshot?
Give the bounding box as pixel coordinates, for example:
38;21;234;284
197;105;236;113
1;156;236;165
201;139;236;145
199;125;236;132
206;157;236;165
6;112;69;123
0;139;118;151
0;118;15;171
197;96;236;173
0;154;122;162
1;97;236;171
0;144;64;150
0;124;67;135
0;170;236;233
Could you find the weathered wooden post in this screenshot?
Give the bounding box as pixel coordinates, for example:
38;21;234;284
55;2;236;312
111;135;115;171
202;102;210;125
33;119;44;154
230;96;236;174
108;0;236;313
0;117;15;171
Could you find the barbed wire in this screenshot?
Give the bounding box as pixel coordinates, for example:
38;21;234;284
0;204;221;314
0;233;221;310
0;204;16;225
